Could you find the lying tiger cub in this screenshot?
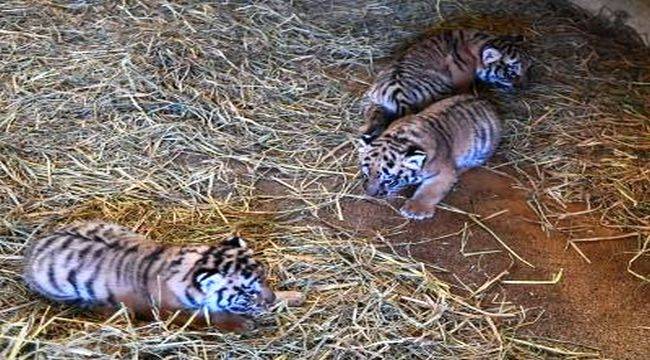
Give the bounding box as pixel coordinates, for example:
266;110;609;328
23;221;303;332
361;29;529;140
358;94;501;219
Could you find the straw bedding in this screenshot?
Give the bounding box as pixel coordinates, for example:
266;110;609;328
0;0;647;358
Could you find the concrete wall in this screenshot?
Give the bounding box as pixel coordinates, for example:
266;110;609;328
571;0;650;45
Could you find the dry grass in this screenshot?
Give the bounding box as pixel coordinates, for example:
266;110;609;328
0;0;647;358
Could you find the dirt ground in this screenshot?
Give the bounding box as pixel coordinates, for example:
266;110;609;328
323;166;649;359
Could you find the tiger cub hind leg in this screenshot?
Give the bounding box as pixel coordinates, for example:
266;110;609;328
399;165;458;220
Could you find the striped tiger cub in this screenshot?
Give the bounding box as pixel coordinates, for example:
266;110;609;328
23;221;276;332
358;94;501;220
361;29;528;139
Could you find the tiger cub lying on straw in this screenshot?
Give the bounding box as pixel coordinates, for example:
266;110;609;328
358;94;501;220
23;221;303;332
361;29;528;140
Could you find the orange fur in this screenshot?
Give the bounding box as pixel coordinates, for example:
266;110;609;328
361;29;528;139
23;221;275;332
359;95;502;219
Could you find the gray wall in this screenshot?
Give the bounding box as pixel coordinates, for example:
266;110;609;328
571;0;650;44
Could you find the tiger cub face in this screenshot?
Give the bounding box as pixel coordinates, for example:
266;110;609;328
358;137;427;197
194;236;274;316
476;35;530;89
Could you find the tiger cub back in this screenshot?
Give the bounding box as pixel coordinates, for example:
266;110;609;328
23;221;275;331
358;94;501;219
361;29;527;139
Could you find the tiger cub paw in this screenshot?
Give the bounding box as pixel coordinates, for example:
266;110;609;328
400;200;436;220
274;291;305;307
212;314;255;333
237;319;256;333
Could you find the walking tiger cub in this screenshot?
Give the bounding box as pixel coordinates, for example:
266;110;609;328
361;29;528;139
23;221;289;332
358;95;501;220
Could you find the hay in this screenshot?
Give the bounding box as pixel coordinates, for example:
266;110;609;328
2;200;594;359
0;0;646;358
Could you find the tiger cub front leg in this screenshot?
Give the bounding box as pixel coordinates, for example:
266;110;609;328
159;310;254;333
400;166;458;220
210;312;255;333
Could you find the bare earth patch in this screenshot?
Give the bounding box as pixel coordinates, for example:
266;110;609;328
326;167;649;359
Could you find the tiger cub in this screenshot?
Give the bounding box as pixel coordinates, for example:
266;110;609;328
358;94;501;220
23;221;276;332
361;29;527;139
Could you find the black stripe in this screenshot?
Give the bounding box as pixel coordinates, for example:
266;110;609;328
225;292;237;305
184;247;217;281
58;236;76;251
115;245;139;283
85;226;100;239
215;287;227;302
168;256;184;270
104;246;120;282
61;224;81;234
47;260;65;294
139;247;166;289
67;269;81;298
84;277;96;301
451;39;468;68
241;269;253;279
184;289;199;307
84;253;107;302
476;118;489;151
125;254;137;288
246;275;259;287
105;289;117;307
76;245;93;261
149;256;168;285
31;236;58;258
426;115;452;148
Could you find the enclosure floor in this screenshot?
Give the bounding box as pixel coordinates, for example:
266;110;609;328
2;0;648;358
327;167;650;359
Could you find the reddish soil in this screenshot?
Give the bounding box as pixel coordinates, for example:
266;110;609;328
322;167;649;359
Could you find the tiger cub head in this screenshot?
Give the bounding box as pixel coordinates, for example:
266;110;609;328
358;135;428;197
194;236;275;316
476;35;531;90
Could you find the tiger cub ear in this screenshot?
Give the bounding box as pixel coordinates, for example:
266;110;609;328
221;236;247;248
404;146;427;170
481;47;502;65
